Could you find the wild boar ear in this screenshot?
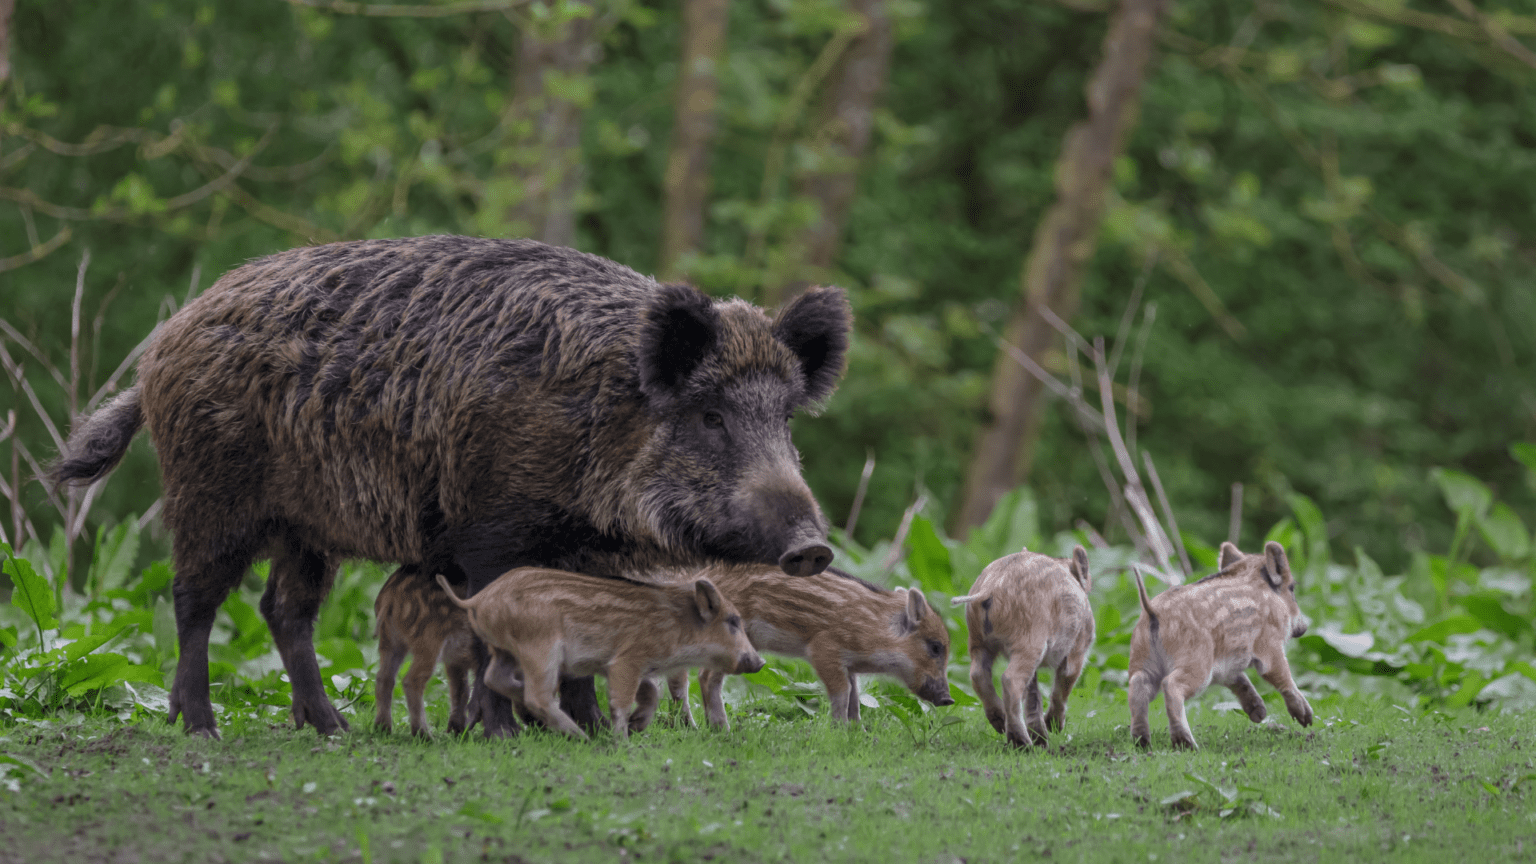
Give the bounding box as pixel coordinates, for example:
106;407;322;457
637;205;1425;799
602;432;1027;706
693;578;725;624
905;588;930;630
1218;541;1244;570
772;286;851;404
638;284;721;402
1262;541;1291;589
1070;546;1091;592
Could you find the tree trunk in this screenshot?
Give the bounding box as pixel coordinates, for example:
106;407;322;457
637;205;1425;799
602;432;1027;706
503;4;600;248
766;0;893;306
658;0;730;280
955;0;1169;532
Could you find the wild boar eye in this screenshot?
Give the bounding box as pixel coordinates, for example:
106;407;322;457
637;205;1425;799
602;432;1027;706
703;411;725;429
926;639;943;658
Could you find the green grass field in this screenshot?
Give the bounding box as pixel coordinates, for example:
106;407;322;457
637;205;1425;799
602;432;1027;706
1;689;1531;863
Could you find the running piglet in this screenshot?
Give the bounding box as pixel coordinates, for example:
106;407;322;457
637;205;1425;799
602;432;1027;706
953;546;1095;748
1127;541;1313;750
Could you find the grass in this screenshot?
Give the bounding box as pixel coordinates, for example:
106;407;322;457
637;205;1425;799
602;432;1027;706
1;689;1532;863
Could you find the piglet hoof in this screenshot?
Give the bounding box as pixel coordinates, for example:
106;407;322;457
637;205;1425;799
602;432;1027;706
1028;728;1048;748
1045;712;1065;733
1133;734;1151;750
373;719;393;735
410;726;434;740
1244;703;1267;724
1006;730;1032;749
985;711;1006;735
446;719;468;736
1290;698;1314;728
183;722;221;740
1170;733;1197;750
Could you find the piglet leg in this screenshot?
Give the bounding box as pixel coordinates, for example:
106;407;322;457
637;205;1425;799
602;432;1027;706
1258;651;1313;728
1227;672;1267;724
1161;670;1199;750
699;669;730;730
968;646;1005;735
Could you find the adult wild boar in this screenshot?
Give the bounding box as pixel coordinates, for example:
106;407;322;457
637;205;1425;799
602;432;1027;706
52;236;848;739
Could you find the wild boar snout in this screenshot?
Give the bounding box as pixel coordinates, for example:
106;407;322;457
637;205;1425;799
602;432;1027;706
1291;612;1310;639
737;651;765;675
918;675;953;706
779;537;832;577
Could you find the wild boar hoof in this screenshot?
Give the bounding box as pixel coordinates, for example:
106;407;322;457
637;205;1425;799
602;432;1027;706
985;712;1006;734
1045;713;1065;733
1133;735;1150;750
185;724;222;740
1028;729;1048;747
1170;734;1197;750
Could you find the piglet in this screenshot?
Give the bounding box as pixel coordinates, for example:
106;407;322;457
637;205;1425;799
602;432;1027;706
373;567;478;737
437;568;762;740
953;546;1095;748
691;564;953;729
1128;541;1313;749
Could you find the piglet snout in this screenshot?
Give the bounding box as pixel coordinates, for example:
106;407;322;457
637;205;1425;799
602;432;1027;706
918;676;953;706
1291;614;1310;639
737;652;765;675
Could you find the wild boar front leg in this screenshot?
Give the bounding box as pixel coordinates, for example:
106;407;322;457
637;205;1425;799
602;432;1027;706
628;678;662;733
699;669;730;730
606;664;648;740
664;670;696;728
809;643;854;721
968;644;1005;735
1257;650;1313;728
1127;670;1157;749
1226;672;1267;724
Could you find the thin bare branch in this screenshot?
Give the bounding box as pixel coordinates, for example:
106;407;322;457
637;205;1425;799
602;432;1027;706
281;0;533;17
881;493;929;573
0;225;70;273
1228;482;1244;546
1074;519;1110;550
137;498;164;531
4;427;66;521
1106;249;1156;379
68;476;106;540
0;345;65;453
1446;0;1536;69
70;251;89;423
0;319;69;393
844;449;876;538
1093;337;1177;576
1318;0;1536;40
1125;301;1156;457
984;326;1106;433
1142;450;1192;577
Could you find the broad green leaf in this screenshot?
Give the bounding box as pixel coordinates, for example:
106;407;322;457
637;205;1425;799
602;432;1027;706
1445;670;1489;709
60;624;128;664
0;753;44;777
315;636;366;671
1160;790;1198;808
47;526;67;588
1460;593;1530;639
1405;614;1481;643
1511;443;1536;479
905;516;955;595
945;682;978;707
743;666;790;694
58;653;131;694
4;554;57;634
90;519;141;596
1477;503;1530;562
1286;493;1329;566
0;625;16;650
222;593;269;655
1430;468;1492;519
152;597;177;661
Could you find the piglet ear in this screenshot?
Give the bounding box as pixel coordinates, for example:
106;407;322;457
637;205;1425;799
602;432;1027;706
1262;541;1291;589
1070;546;1092;592
905;588;930;630
772;286;851;404
693;578;724;624
1218;541;1244;570
638;284;721;403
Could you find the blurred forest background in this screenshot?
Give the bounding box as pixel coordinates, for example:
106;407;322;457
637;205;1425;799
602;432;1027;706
1;0;1534;579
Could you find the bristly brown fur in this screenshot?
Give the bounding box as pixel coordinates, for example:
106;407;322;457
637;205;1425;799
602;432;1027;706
1127;541;1313;750
49;236;850;739
957;547;1095;748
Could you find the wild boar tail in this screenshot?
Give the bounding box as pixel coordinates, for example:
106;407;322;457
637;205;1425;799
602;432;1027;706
435;573;472;609
1132;567;1159;640
50;386;144;487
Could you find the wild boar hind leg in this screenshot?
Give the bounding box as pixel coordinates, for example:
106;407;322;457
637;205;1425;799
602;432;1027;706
967;645;1005;735
167;534;263;738
259;536;348;735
